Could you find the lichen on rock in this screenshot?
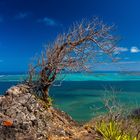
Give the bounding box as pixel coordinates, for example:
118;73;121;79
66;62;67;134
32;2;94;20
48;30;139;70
0;84;97;140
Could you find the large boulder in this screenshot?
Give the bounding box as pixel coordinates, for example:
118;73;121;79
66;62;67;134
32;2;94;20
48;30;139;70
0;84;76;139
131;108;140;119
0;84;97;140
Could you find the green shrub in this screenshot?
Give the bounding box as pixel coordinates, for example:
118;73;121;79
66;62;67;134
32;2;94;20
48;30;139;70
47;96;53;107
95;120;137;140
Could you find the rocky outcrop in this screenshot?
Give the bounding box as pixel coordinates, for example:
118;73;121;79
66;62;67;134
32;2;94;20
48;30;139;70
0;84;97;140
130;108;140;119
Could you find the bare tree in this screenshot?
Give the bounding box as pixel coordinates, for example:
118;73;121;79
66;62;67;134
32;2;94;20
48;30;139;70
28;18;118;102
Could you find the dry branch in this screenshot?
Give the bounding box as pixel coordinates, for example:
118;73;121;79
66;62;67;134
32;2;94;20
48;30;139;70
28;18;118;102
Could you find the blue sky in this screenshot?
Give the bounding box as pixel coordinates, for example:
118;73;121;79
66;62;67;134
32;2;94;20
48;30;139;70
0;0;140;72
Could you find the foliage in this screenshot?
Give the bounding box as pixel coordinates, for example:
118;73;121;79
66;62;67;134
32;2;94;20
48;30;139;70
34;93;53;109
47;96;53;107
95;120;137;140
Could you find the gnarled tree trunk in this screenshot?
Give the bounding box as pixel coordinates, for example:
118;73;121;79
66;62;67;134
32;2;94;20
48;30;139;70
42;85;50;102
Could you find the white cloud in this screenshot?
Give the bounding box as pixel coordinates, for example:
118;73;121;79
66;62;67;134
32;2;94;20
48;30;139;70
38;17;59;26
115;47;128;53
101;61;139;65
114;47;128;54
15;12;29;19
130;46;140;53
93;61;140;71
114;61;139;64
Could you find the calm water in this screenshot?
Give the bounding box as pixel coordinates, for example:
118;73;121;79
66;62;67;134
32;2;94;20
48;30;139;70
0;72;140;122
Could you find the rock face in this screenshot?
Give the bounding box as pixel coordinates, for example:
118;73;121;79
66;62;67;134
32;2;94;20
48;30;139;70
0;84;97;140
131;108;140;118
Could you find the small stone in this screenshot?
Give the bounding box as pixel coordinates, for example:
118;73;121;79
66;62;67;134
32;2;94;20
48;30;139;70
20;122;30;130
31;119;38;126
30;115;36;121
26;104;33;112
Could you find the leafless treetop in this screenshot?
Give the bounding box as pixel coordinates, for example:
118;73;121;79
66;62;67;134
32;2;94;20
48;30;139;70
28;18;118;101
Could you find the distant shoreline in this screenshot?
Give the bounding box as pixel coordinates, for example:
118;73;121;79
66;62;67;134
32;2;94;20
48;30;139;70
1;71;140;75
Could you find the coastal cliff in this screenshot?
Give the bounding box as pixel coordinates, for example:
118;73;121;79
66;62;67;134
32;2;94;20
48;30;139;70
0;84;97;140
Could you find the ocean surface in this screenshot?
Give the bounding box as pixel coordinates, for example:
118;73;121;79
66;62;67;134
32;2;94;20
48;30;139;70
0;72;140;122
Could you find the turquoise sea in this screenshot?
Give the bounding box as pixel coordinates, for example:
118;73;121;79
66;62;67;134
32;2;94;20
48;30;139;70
0;72;140;122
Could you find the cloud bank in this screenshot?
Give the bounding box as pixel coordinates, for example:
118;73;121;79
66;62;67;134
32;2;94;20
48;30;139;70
115;46;140;54
130;46;140;53
115;47;128;52
93;61;140;71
